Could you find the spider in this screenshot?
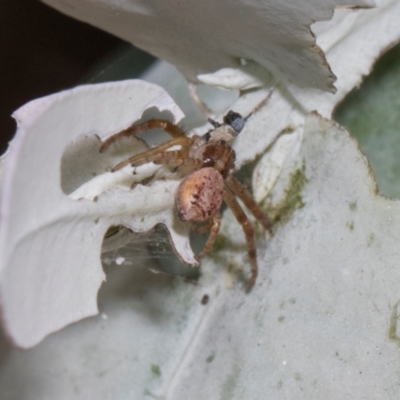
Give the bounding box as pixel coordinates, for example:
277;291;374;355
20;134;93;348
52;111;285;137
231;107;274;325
100;110;272;289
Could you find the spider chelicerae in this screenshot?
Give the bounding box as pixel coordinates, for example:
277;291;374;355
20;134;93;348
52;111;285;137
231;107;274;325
100;110;272;289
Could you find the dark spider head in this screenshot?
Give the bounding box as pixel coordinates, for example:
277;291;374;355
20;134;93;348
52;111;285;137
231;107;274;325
223;110;246;134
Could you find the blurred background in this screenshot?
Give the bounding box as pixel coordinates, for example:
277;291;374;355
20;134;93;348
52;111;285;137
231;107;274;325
0;1;155;155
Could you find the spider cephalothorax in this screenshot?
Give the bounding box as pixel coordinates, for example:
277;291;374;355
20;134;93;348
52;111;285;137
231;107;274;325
100;110;271;289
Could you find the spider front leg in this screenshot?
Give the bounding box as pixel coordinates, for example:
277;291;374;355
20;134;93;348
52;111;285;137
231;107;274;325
111;137;191;171
100;119;186;153
223;186;258;289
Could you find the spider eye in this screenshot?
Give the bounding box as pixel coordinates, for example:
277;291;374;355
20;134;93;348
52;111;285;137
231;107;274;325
223;110;245;134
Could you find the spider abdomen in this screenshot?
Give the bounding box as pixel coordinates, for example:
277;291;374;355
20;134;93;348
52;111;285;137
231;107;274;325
177;167;224;222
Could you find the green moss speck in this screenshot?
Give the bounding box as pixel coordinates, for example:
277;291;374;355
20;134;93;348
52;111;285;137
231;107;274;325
206;352;216;363
347;221;354;231
143;389;154;397
294;372;302;381
349;201;357;211
264;166;306;229
388;300;400;347
150;364;161;377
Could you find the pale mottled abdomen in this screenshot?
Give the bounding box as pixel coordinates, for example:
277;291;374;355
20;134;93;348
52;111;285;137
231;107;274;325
177;167;224;222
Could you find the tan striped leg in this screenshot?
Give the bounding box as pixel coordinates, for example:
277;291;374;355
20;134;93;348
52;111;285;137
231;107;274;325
116;150;186;170
100;119;186;152
223;187;257;289
196;213;221;260
193;219;214;235
111;137;190;171
226;175;272;233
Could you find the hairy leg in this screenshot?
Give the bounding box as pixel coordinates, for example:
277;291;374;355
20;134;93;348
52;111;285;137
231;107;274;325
100;119;186;152
111;137;190;171
223;187;258;289
192;219;214;235
226;175;272;232
196;213;221;260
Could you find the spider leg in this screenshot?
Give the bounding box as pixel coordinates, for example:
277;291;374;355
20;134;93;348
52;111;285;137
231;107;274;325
111;137;190;171
192;219;214;234
207;118;221;129
100;119;186;152
189;83;214;118
196;213;221;260
132;148;203;172
223;187;258;289
226;175;272;233
149;150;185;166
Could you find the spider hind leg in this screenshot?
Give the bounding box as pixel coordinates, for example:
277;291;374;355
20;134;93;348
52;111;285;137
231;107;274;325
226;175;272;232
223;187;258;289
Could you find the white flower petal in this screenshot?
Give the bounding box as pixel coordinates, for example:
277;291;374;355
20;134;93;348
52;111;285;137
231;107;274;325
0;80;191;348
42;0;373;91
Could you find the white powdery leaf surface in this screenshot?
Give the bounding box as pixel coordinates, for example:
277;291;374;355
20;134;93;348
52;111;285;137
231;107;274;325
42;0;373;92
2;114;399;399
0;80;195;348
160;114;400;399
